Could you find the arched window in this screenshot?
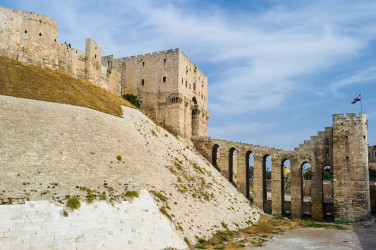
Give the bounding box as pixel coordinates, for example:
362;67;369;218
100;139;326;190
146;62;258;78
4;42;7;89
211;144;220;171
263;155;272;214
192;97;197;105
301;162;312;218
281;159;291;216
246;151;254;201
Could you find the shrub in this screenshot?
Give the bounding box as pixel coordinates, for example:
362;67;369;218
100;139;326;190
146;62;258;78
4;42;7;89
151;191;168;203
67;196;80;210
86;194;96;204
221;221;228;229
123;94;140;108
125;190;139;198
117;155;122;161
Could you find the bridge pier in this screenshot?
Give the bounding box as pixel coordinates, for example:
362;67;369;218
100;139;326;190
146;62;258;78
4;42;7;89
272;157;283;217
236;150;247;197
253;154;264;210
290;158;302;218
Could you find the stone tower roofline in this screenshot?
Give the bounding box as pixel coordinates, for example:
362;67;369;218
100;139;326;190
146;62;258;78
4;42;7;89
0;6;57;28
332;112;367;122
103;48;207;78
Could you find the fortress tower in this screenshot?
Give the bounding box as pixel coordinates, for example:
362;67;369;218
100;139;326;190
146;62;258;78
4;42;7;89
103;49;209;138
332;113;370;221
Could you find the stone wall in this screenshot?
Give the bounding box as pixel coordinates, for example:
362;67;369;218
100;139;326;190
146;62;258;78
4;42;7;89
105;49;209;139
192;113;371;221
369;145;376;162
0;190;187;249
0;6;121;96
0;95;260;243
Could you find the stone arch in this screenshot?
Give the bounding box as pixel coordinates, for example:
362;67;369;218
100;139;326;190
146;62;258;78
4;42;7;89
229;147;237;187
281;158;291;216
301;162;312;218
263;154;272;214
211;144;220;171
245;151;254;201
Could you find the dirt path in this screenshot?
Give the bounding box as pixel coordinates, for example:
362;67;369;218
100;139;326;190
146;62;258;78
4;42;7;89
253;221;376;250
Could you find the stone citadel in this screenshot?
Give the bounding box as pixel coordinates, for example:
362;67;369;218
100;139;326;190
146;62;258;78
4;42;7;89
0;5;373;222
0;6;208;139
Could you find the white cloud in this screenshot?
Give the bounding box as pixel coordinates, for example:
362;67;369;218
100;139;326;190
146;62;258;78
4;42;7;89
330;67;376;96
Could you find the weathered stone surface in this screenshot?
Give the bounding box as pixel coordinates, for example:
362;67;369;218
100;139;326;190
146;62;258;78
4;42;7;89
0;95;260;245
0;6;208;140
0;190;187;249
104;49;209;139
192;113;371;221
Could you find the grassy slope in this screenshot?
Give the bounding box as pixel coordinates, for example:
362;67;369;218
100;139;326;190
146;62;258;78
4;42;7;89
0;56;134;116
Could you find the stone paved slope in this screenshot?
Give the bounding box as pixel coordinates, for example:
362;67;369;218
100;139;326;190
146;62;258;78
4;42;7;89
0;95;260;244
0;191;187;249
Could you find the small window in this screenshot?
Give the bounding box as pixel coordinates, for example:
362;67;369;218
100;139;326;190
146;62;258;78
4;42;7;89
182;78;183;84
186;81;188;87
193;83;196;90
39;32;42;36
94;55;97;59
164;59;166;63
346;156;349;160
143;62;145;66
163;76;166;82
25;30;27;34
141;79;144;86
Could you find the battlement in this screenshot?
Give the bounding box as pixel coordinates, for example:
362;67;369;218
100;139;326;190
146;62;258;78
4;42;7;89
120;48;181;60
333;112;367;123
0;6;57;28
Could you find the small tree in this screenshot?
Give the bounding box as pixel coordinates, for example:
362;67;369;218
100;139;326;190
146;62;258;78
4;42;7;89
303;169;312;180
323;169;333;180
123;94;140;108
249;166;254;178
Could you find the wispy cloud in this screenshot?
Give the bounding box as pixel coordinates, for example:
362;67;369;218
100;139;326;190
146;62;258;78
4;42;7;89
3;0;376;149
330;67;376;96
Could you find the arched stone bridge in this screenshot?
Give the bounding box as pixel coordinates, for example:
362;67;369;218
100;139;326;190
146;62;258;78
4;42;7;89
192;113;371;222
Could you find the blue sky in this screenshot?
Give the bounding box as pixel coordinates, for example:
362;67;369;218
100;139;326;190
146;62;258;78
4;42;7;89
3;0;376;150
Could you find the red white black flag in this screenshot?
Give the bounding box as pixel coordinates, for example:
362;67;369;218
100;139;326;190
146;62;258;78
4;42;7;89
351;93;361;104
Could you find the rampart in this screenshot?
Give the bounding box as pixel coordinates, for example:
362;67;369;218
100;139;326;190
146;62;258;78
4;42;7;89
0;6;121;95
0;5;207;139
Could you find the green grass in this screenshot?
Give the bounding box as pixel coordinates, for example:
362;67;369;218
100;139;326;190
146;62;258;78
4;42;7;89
67;196;80;210
125;191;139;198
151;191;168;203
0;56;135;117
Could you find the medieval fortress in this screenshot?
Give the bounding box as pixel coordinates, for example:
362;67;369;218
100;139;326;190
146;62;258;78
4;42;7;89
0;6;208;139
0;4;373;227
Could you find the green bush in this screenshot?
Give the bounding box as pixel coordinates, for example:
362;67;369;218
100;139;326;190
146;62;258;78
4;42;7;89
125;190;139;198
67;196;80;210
123;94;140;108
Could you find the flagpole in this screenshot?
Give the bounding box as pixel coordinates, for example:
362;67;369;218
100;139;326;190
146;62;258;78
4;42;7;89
361;94;363;113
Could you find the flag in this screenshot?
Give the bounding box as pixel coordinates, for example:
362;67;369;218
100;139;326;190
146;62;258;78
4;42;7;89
351;94;361;104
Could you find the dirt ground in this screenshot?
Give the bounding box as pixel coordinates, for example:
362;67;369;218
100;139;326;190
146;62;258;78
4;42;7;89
255;220;376;250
